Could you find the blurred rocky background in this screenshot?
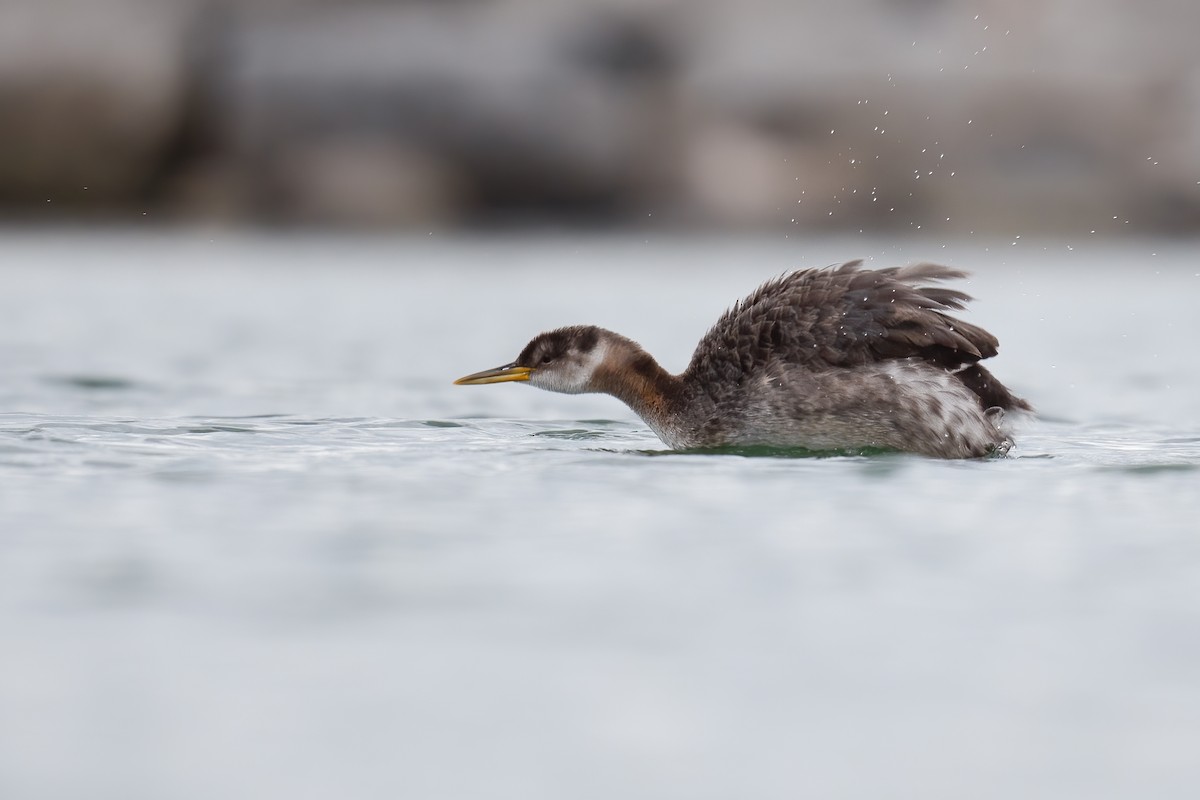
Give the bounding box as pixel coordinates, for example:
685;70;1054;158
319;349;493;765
2;0;1199;234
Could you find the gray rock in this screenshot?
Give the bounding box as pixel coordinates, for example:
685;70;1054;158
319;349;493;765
0;0;1197;231
0;0;194;211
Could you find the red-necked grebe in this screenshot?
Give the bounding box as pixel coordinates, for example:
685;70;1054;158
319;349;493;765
454;260;1030;458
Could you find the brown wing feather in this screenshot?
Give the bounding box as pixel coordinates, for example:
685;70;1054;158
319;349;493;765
685;260;1027;409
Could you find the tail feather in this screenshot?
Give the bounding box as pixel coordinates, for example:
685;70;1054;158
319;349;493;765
956;364;1032;412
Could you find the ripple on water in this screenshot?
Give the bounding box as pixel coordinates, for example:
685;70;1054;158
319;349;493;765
531;429;615;440
182;425;261;435
1024;417;1200;470
653;444;908;459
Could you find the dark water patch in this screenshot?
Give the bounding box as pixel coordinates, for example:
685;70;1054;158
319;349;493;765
339;419;460;431
1030;412;1081;425
46;375;141;391
1097;463;1199;476
81;459;137;470
182;424;271;435
153;467;220;484
61;557;165;609
0;441;45;454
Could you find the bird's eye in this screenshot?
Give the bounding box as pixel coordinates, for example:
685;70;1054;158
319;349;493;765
540;355;554;365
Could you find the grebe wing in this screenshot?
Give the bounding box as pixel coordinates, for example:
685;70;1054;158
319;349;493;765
684;260;1000;382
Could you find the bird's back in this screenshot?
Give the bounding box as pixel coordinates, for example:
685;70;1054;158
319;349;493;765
683;260;1029;414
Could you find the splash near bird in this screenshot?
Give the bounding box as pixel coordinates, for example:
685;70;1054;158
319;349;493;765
455;261;1030;458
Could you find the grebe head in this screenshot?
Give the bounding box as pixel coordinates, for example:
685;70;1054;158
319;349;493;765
455;325;617;394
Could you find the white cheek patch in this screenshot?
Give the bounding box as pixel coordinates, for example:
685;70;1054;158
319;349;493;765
530;340;610;394
578;340;609;374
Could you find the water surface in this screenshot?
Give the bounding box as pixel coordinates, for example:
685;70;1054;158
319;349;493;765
2;232;1199;799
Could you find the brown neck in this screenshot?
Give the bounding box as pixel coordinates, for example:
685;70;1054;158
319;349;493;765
593;350;685;430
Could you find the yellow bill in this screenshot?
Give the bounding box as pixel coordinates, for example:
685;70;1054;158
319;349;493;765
453;364;533;385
